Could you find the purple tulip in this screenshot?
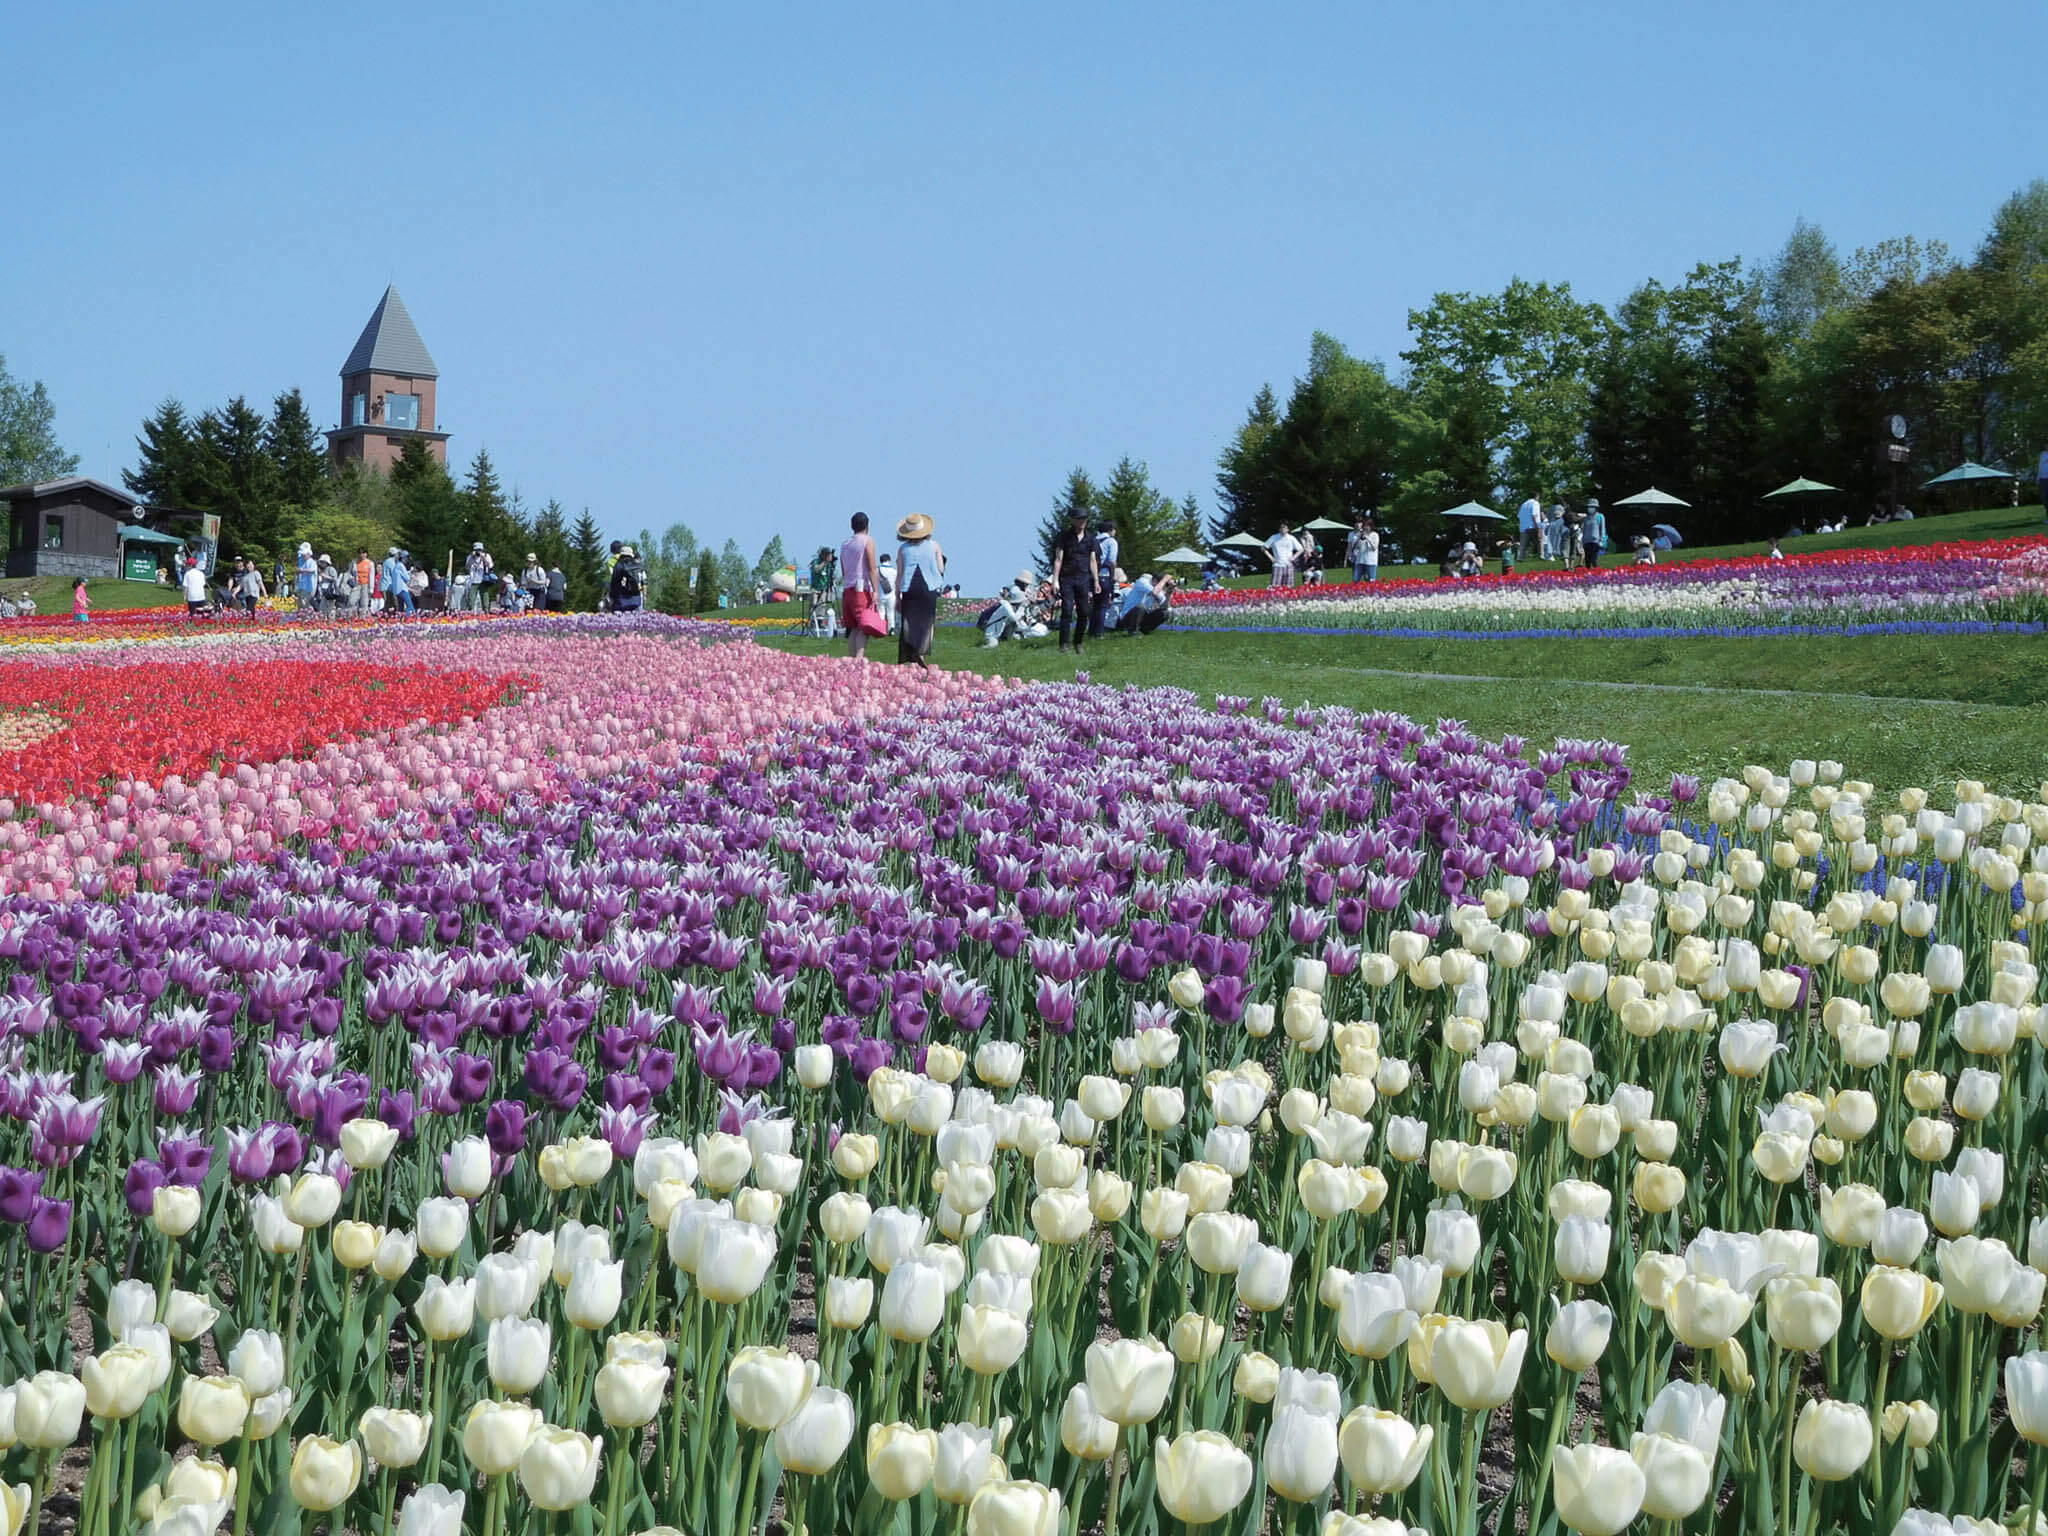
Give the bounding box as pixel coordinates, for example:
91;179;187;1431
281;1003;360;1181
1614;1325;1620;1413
378;1089;419;1141
639;1047;678;1096
124;1159;169;1218
152;1066;202;1119
197;1025;237;1075
26;1196;71;1253
0;1167;44;1223
484;1099;528;1159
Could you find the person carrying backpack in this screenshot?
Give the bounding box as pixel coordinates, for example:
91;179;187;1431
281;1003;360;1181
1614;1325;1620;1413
609;546;645;612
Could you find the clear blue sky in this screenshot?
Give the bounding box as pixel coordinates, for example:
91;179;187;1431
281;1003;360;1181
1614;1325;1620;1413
11;0;2042;589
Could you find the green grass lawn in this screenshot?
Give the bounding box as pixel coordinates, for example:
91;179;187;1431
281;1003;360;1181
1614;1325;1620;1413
0;575;185;613
1203;501;2043;588
759;624;2048;796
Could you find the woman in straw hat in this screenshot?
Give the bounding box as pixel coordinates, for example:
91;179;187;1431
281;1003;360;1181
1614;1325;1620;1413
894;512;946;668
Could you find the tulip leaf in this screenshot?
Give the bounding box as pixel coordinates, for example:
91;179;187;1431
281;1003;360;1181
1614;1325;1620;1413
256;1473;302;1536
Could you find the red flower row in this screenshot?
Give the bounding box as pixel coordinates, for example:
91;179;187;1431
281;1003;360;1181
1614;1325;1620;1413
0;659;522;807
1172;534;2048;608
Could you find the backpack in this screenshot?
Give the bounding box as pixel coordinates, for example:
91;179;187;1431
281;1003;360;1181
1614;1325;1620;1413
617;563;642;598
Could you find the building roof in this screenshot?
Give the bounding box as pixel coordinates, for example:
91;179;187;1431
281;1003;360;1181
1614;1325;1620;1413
0;476;139;508
340;285;439;379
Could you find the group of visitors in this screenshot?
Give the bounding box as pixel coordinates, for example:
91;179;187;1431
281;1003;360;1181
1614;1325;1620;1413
1264;518;1381;587
974;565;1176;648
840;512;945;667
1045;507;1177;652
1514;496;1610;568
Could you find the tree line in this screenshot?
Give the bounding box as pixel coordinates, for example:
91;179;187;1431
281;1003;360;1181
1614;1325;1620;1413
1211;181;2048;550
1033;458;1205;580
120;395;791;610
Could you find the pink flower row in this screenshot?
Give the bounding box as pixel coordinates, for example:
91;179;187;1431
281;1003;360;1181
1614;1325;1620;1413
0;626;1006;899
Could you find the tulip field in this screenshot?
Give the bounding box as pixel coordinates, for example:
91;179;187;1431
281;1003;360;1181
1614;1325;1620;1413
0;604;2046;1536
1169;535;2048;638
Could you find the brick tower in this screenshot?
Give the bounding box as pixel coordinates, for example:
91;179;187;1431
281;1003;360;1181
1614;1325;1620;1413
326;286;450;472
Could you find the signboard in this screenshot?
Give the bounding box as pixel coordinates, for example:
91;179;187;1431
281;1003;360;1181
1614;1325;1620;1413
124;551;160;582
200;515;221;543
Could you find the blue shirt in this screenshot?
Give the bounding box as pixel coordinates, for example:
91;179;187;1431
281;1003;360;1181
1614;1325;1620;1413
1583;511;1607;545
1117;576;1164;621
1518;498;1539;531
898;538;942;592
382;557;406;593
2038;448;2048;484
1095;532;1120;575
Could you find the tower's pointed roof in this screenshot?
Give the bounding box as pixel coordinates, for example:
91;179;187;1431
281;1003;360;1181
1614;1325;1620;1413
340;285;438;378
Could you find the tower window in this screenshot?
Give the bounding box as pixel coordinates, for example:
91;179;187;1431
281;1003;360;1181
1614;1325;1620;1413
386;393;420;430
350;392;367;427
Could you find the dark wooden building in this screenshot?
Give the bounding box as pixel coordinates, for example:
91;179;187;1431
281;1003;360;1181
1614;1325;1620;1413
2;478;183;581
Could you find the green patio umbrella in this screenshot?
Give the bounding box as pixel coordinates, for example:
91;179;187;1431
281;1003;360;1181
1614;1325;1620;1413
1440;500;1505;520
1217;532;1268;549
1301;517;1352;531
1155;545;1208;564
1614;487;1691;508
1763;476;1838;498
1922;461;2012;488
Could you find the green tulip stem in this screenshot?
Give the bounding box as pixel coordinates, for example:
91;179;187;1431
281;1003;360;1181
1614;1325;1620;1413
283;1243;311;1387
119;1408;139;1531
561;1326;583;1429
604;1450;629;1535
153;1240;175;1324
1104;1426;1127;1536
1870;1346;1892;1511
25;1450;46;1536
420;1337;440;1486
2025;1447;2048;1536
230;1427;254;1536
483;1472;506;1536
738;1432;766;1536
1779;1368;1800;1536
78;1419;104;1536
1455;1409;1484;1536
378;1467;396;1536
1526;1377;1573;1524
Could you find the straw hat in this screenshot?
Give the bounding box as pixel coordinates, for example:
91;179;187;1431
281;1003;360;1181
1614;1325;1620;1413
897;514;933;541
1016;570;1036;588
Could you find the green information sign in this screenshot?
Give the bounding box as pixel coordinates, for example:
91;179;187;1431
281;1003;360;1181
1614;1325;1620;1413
125;551;160;582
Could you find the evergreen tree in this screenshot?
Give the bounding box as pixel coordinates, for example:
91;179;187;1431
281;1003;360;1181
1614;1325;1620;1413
655;524;700;611
567;509;607;609
1036;469;1095;576
459;448;525;564
691;550;720;612
716;538;751;605
1177;492;1203;547
392;437;464;576
1093;456;1181;578
189;397;283;559
1213;384;1280;539
530;498;572;571
265;388;329;512
752;535;789;587
124;399;195;505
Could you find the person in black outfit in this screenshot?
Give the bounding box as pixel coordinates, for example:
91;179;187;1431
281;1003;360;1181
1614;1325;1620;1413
1048;509;1099;655
609;547;646;612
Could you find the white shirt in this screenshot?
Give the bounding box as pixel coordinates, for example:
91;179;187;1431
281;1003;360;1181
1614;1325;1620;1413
1267;532;1302;565
181;566;207;601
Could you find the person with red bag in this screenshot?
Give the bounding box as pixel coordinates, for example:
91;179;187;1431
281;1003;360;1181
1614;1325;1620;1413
839;512;886;659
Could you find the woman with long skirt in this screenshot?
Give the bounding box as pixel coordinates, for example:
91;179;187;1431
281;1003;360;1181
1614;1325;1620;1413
895;513;945;668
